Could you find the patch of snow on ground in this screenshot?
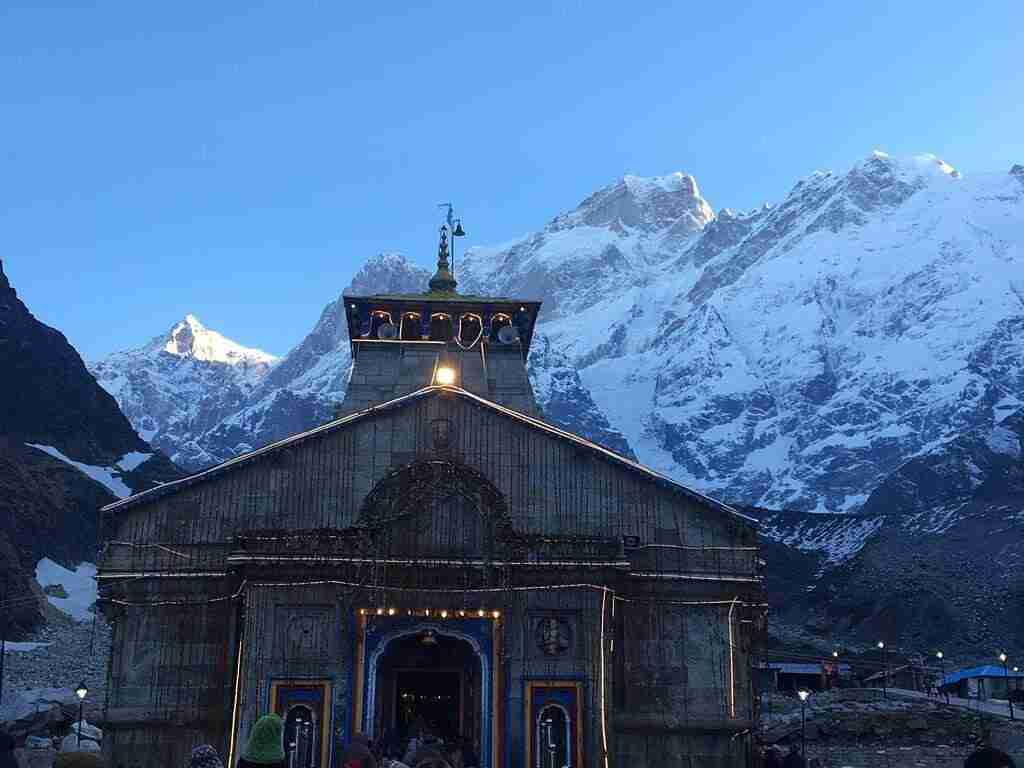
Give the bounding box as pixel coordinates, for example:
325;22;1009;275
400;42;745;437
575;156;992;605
116;451;152;471
760;516;884;568
26;444;133;498
35;559;97;622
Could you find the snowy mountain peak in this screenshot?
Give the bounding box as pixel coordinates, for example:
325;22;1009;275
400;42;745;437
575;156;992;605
158;315;277;366
852;150;960;183
346;252;432;296
555;171;714;235
623;171;700;199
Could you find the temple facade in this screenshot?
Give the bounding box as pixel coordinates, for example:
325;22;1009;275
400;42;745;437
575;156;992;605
97;229;766;768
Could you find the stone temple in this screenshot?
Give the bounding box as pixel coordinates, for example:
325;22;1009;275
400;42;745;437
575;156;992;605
97;227;766;768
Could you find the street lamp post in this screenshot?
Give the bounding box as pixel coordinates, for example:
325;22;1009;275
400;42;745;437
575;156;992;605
798;689;810;764
937;651;949;704
999;653;1015;720
878;642;888;699
74;682;88;747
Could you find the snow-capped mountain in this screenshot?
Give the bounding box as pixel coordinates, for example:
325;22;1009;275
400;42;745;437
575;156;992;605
461;151;1024;513
89;314;278;467
95;153;1024;518
90;254;433;469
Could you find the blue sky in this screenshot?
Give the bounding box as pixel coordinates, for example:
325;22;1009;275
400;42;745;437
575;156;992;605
2;0;1021;360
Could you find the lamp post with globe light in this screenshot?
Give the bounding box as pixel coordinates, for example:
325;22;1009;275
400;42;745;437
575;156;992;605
878;642;888;698
75;682;88;747
937;651;948;704
999;653;1014;720
797;689;810;763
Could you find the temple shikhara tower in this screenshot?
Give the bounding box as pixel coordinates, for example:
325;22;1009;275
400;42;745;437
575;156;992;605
98;225;765;768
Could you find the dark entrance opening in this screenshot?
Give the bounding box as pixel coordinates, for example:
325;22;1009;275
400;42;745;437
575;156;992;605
396;669;461;741
376;631;481;751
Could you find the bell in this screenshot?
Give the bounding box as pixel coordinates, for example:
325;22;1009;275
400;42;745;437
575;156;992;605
453;220;465;237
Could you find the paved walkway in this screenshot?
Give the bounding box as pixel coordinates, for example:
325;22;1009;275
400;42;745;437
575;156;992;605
887;687;1019;720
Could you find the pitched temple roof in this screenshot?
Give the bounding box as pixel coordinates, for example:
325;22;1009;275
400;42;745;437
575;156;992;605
102;384;755;524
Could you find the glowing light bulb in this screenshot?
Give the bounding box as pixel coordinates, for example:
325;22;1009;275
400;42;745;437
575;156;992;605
440;610;448;618
492;610;500;619
435;366;456;385
387;608;396;616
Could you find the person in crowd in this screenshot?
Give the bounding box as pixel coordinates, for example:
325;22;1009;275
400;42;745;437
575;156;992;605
339;737;376;768
408;747;449;768
238;714;286;768
965;748;1016;768
454;738;478;768
762;745;783;768
402;720;430;767
378;728;402;764
781;744;805;768
53;754;103;768
189;745;224;768
0;731;18;768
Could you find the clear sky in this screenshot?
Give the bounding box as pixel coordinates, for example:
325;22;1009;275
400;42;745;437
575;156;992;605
2;0;1021;360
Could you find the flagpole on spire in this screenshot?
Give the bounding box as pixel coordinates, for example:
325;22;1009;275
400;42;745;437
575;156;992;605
438;203;465;279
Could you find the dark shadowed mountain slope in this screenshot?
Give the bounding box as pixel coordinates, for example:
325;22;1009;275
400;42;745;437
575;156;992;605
0;260;181;638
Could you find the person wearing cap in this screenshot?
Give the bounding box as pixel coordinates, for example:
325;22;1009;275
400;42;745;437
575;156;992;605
189;745;224;768
238;715;286;768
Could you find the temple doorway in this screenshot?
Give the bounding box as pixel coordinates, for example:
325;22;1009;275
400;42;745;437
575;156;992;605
375;630;482;750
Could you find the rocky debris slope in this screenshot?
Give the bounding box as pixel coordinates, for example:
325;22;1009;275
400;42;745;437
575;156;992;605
754;407;1024;655
0;617;110;731
763;689;1024;766
0;260;181;638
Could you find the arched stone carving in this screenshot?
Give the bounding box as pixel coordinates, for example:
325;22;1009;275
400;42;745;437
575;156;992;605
357;460;513;559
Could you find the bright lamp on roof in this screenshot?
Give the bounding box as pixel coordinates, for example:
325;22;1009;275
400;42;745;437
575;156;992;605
435;366;456;386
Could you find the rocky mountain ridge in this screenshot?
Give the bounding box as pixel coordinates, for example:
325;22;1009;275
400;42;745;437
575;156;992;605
460;151;1024;513
0;260;181;638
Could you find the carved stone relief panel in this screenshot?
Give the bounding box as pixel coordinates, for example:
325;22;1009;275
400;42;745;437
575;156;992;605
529;612;575;658
277;606;334;661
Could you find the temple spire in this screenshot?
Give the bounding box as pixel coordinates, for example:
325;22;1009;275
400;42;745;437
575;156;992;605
428;225;458;294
